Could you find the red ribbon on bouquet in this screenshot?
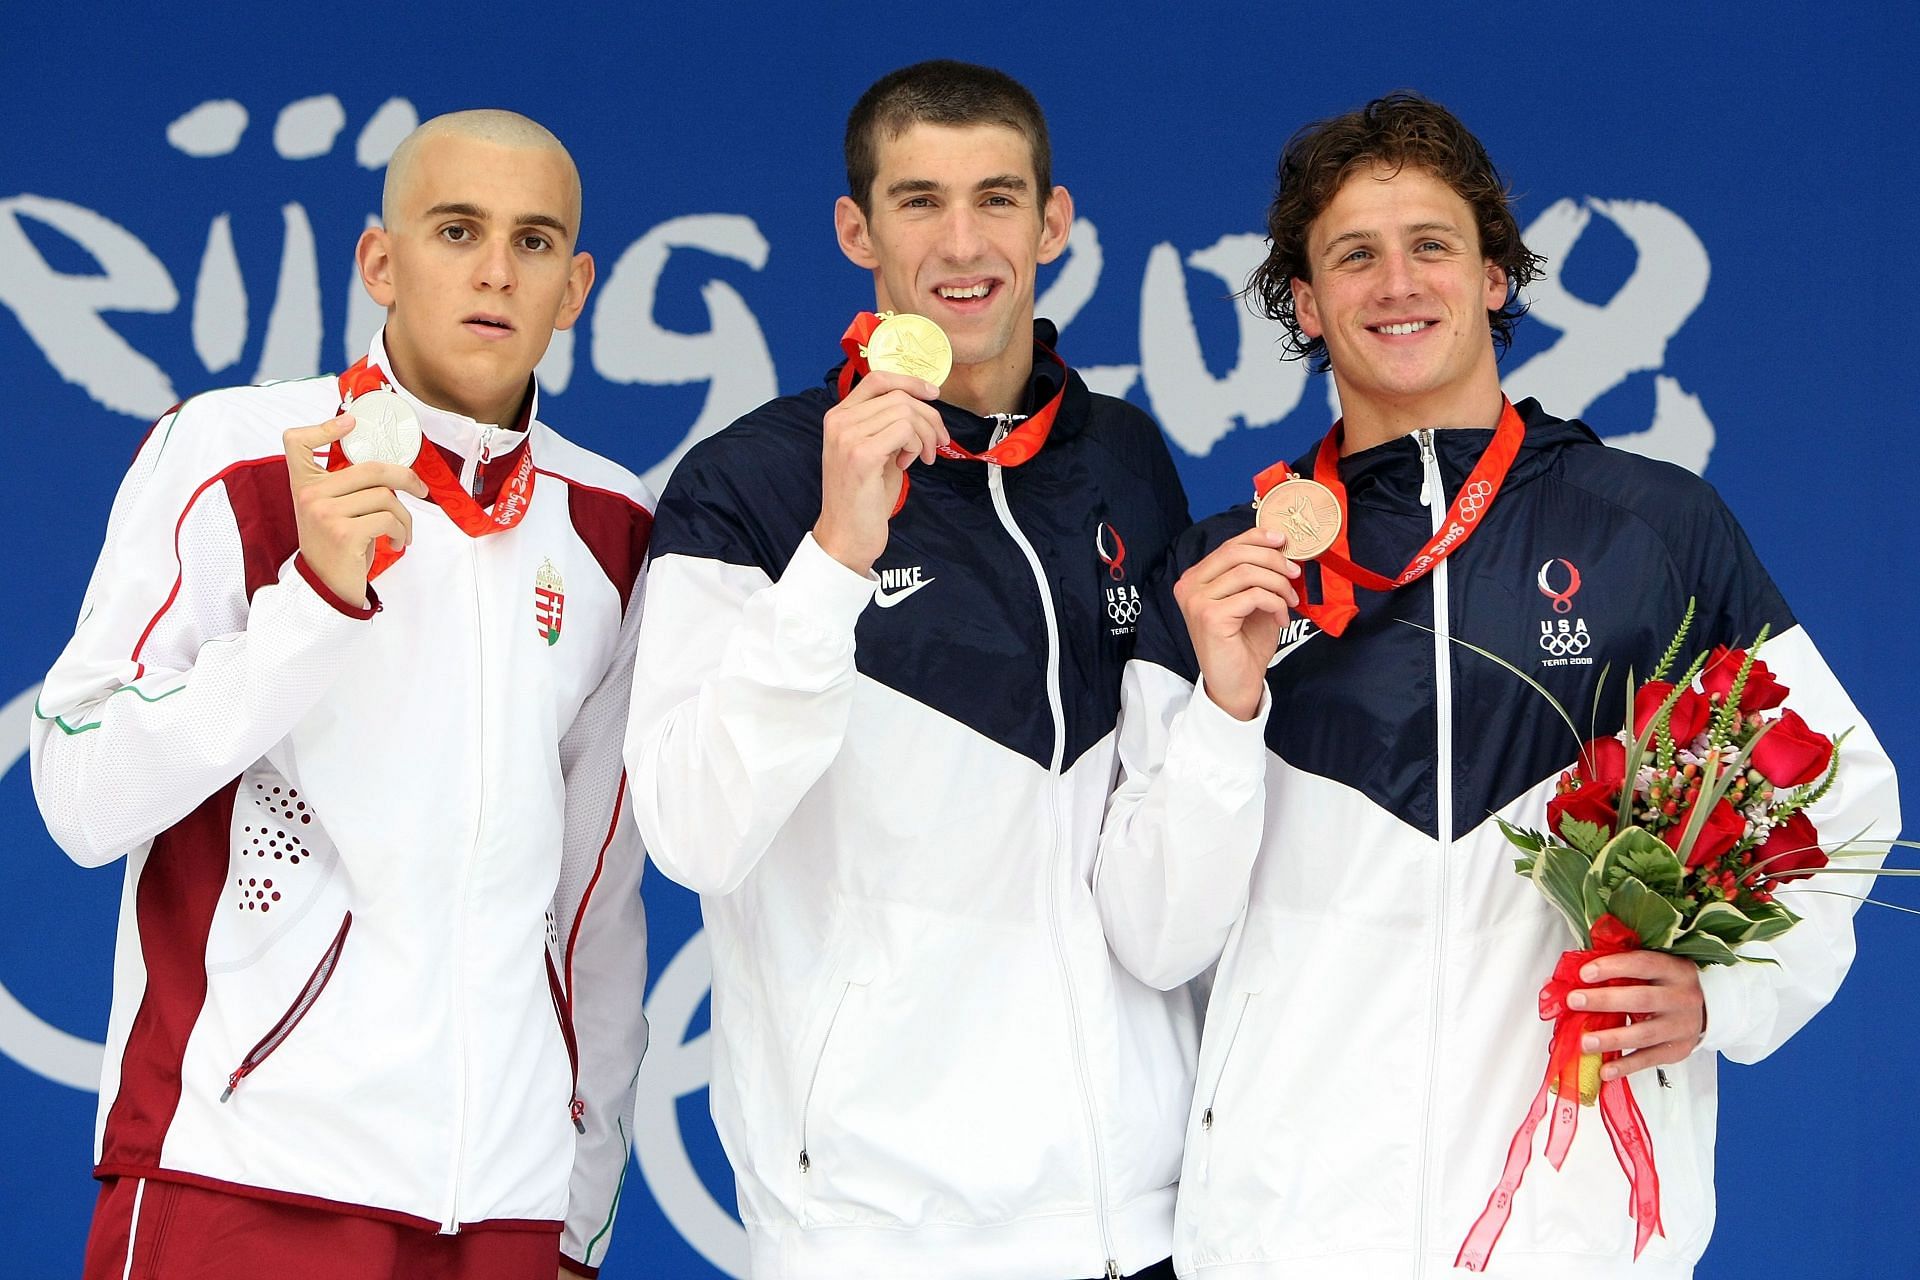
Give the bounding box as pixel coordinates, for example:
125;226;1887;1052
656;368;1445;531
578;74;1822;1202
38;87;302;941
1455;914;1664;1271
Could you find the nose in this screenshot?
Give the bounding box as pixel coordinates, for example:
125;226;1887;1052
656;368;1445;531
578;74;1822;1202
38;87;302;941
1376;248;1418;300
938;204;987;263
474;234;516;293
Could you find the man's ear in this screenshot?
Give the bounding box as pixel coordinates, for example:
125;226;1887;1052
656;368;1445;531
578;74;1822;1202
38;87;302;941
835;195;879;270
1292;276;1322;339
554;252;595;332
357;226;396;309
1037;184;1074;265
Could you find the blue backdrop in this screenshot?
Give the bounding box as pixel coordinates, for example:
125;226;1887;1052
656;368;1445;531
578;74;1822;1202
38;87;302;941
4;3;1916;1276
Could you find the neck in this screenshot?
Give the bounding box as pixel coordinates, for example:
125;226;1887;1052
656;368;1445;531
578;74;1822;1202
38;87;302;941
380;328;529;429
938;323;1038;419
1335;379;1505;455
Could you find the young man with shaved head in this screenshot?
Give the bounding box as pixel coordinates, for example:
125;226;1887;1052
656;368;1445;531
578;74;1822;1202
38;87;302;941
626;60;1192;1280
34;109;652;1280
1096;92;1898;1277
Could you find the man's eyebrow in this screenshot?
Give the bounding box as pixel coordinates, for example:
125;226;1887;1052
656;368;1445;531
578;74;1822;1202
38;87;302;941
885;178;944;199
422;202;571;237
975;173;1029;194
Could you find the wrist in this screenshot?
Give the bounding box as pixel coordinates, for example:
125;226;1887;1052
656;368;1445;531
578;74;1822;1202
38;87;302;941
811;518;878;577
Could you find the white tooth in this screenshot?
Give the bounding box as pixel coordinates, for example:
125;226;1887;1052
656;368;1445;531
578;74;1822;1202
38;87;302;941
1378;321;1428;336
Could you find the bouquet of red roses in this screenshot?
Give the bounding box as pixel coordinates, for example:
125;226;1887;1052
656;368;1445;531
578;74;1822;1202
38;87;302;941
1455;602;1878;1270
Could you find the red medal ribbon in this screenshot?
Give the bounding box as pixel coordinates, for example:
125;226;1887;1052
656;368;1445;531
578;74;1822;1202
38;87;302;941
331;358;537;579
1250;398;1526;636
1455;914;1664;1271
836;312;1066;516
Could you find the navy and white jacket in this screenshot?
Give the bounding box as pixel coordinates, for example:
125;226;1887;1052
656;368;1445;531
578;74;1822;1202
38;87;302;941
626;324;1193;1279
1097;400;1899;1279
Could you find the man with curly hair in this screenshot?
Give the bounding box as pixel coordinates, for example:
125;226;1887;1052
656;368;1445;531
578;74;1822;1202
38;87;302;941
1094;92;1897;1277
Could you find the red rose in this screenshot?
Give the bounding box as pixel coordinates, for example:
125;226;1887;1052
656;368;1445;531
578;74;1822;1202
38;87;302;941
1700;645;1789;711
1756;811;1827;883
1633;681;1709;745
1662;796;1747;868
1750;709;1835;788
1578;736;1627;790
1548;778;1620;838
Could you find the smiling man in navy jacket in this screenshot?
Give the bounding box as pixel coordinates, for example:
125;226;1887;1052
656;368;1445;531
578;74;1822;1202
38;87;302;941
1095;91;1899;1279
626;59;1192;1280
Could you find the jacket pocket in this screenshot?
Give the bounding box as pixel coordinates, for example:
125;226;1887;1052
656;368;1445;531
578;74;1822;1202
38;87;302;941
1198;990;1256;1184
220;911;351;1101
797;979;855;1220
546;951;585;1132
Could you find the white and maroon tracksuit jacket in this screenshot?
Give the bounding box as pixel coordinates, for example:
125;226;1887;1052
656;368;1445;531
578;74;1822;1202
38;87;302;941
31;332;653;1276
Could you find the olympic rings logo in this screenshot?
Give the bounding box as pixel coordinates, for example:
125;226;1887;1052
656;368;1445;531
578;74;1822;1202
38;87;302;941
1107;589;1142;626
1538;626;1592;657
1458;480;1494;521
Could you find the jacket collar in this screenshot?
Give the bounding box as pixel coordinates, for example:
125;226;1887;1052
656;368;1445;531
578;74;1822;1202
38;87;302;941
1302;397;1601;511
366;327;537;465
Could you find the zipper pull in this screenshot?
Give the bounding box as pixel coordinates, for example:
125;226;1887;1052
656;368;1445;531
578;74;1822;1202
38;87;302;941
1416;429;1436;507
798;1148;811;1173
569;1097;586;1134
1201;1106;1213;1131
473;428;495;499
1105;1260;1121;1280
220;1066;250;1102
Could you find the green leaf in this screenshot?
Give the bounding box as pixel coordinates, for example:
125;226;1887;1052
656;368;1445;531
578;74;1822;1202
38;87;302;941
1605;878;1683;950
1595;827;1685;899
1741;911;1797;945
1533;843;1596;944
1558;816;1610;858
1496;816;1545;855
1689;901;1759;943
1668;930;1744;966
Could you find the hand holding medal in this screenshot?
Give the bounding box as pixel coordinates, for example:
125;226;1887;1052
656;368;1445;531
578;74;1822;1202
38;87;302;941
1173;526;1304;721
282;412;428;609
815;311;951;576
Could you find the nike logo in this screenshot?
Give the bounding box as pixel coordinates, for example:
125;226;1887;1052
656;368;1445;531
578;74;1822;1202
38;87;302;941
875;565;934;608
1268;616;1322;668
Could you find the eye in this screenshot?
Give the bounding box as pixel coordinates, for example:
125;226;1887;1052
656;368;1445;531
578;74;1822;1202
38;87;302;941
902;195;937;209
520;233;552;253
1416;238;1449;254
982;193;1016;207
1338;246;1371;265
439;224;474;243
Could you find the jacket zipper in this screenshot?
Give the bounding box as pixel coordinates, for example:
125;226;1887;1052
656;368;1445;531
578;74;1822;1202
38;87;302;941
796;981;853;1196
220;911;353;1100
1198;991;1253;1184
546;954;586;1132
1411;428;1452;1277
986;419;1119;1279
442;540;486;1233
471;427;495;500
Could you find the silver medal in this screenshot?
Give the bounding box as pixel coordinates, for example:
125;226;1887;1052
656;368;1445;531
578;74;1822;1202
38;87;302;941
339;389;423;467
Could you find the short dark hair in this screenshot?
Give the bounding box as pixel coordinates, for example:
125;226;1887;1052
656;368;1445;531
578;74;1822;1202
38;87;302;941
844;60;1052;214
1244;91;1545;371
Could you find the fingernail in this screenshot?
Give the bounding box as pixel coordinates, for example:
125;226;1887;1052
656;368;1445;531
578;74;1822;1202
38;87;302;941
1567;991;1587;1009
1580;965;1598;982
1602;1066;1618;1081
1581;1034;1598;1052
923;381;940;398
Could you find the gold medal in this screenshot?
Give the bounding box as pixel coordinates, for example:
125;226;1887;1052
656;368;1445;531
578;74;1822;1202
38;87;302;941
863;311;953;387
1254;477;1342;559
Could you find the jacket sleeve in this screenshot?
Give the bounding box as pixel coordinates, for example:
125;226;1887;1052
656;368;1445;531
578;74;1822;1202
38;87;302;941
1678;491;1902;1061
1095;530;1270;990
1696;622;1901;1062
30;399;377;868
624;464;876;895
555;559;652;1275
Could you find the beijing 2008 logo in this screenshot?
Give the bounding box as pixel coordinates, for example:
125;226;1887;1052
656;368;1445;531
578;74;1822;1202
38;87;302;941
1536;558;1594;665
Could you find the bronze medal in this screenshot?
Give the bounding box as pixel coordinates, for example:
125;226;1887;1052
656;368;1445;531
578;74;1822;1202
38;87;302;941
1254;477;1342;559
863;311;953;387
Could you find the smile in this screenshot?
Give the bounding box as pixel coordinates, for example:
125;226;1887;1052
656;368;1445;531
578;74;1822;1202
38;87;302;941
937;282;993;300
1372;321;1432;336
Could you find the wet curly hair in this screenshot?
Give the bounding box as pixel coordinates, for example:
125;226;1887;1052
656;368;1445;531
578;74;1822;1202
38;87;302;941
1243;91;1545;371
